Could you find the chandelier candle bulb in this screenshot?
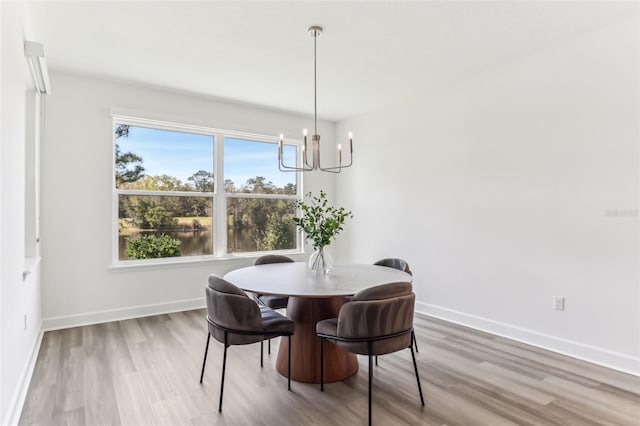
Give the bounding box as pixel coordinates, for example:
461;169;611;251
338;144;342;163
303;129;308;154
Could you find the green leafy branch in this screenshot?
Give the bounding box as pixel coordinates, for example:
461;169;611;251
293;190;353;250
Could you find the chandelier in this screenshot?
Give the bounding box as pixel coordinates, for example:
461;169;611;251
278;26;353;173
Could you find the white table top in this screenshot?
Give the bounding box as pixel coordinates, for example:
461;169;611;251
223;262;412;298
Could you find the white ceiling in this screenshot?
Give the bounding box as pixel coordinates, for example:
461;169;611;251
26;1;636;121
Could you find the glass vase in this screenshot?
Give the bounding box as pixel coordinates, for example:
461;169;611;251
308;246;333;275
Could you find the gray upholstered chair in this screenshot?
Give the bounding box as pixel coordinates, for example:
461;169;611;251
316;282;424;426
199;275;295;412
253;254;294;357
373;258;419;353
373;258;412;275
253;254;294;308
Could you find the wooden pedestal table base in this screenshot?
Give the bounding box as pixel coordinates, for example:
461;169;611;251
275;296;358;383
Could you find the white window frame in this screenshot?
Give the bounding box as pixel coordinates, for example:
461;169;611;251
111;114;303;265
24;90;43;280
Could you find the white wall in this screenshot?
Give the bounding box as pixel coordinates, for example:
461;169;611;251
1;2;3;420
40;72;335;328
335;17;639;374
1;3;44;425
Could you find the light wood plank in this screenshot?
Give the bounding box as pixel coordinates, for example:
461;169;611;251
19;310;640;426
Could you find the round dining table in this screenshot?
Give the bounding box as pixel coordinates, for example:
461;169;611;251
223;262;412;383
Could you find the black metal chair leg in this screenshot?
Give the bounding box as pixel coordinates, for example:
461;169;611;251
410;332;425;406
199;332;211;383
268;338;271;354
260;340;264;367
287;335;292;391
413;333;419;353
320;337;324;392
368;342;373;426
375;355;378;366
219;333;229;412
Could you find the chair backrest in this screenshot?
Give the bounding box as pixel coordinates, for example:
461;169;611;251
254;254;295;265
373;258;412;276
337;282;415;355
206;275;262;334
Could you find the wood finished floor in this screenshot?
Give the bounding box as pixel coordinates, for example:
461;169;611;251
20;310;640;426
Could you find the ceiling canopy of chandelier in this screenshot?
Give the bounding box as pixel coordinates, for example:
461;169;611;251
278;26;353;174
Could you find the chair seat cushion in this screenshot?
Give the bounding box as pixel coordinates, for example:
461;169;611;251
342;334;412;356
316;318;338;337
255;294;289;310
208;306;293;345
209;325;263;346
317;316;411;355
260;306;295;335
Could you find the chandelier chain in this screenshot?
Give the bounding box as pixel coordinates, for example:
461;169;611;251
314;30;318;136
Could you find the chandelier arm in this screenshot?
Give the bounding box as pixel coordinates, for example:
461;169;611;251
279;156;313;171
304;150;314;169
318;159;353;171
315;139;353;171
311;137;354;170
279;144;313;172
317;167;342;174
279;167;307;172
279;161;313;172
318;157;353;171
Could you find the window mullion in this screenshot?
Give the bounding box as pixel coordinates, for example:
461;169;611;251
225;193;298;200
115;189;214;197
214;132;226;257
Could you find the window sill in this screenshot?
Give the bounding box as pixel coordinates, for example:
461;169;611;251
109;250;306;271
23;256;42;281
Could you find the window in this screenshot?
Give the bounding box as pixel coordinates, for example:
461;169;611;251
225;137;297;253
113;117;300;263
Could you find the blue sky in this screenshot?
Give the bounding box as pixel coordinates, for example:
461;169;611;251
116;126;297;189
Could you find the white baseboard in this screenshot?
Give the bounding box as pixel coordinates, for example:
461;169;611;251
416;301;640;377
42;297;205;331
3;325;44;426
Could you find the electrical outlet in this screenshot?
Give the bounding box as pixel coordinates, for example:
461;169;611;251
24;314;27;331
553;296;565;311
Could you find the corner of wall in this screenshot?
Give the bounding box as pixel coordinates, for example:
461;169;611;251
1;324;43;426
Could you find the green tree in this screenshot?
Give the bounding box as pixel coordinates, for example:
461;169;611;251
188;170;214;192
124;174;185;191
256;213;295;251
181;196;211;218
244;176;275;194
283;183;296;195
224;179;236;193
144;205;177;229
120;195;178;230
126;234;181;259
114;124;145;186
225;177;297;253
